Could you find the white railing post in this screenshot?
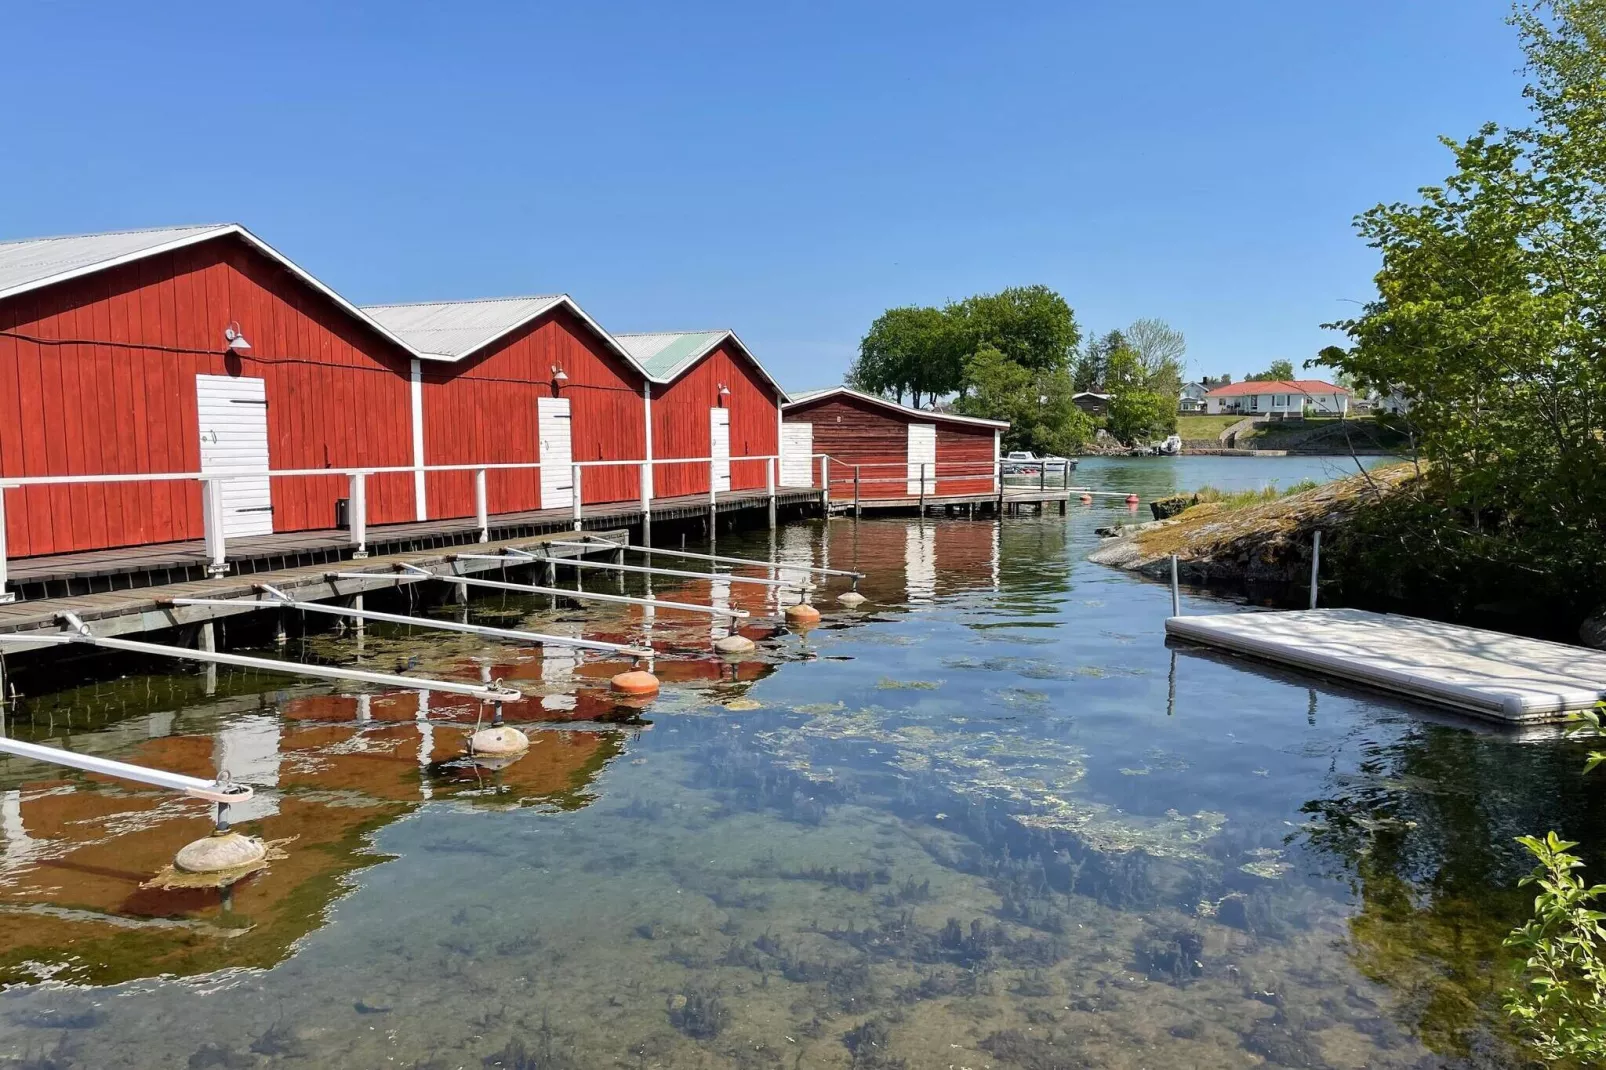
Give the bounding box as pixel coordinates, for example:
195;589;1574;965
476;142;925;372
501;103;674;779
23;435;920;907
640;460;653;545
0;485;13;603
1310;530;1322;609
766;456;777;529
201;477;228;575
708;457;717;507
571;464;583;531
474;468;488;543
819;455;829;508
348;472;368;558
919;462;927;512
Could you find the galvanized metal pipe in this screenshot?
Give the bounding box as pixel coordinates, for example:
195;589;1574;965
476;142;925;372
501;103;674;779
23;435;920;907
0;736;253;804
425;568;749;620
548;539;862;578
169;594;651;656
0;627;518;701
548;557;806;590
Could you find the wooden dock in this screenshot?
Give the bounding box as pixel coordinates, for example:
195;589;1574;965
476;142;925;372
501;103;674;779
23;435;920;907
0;527;645;652
1166;608;1606;724
4;488;820;601
828;487;1074;516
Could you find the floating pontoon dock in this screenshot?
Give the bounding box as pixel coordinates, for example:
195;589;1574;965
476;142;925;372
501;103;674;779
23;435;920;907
1165;608;1606;724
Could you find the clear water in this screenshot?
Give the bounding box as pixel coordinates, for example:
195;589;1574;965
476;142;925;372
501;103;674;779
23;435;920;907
0;455;1592;1069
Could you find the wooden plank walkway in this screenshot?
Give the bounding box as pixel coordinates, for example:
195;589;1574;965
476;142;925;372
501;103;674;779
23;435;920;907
1166;608;1606;724
0;527;637;650
5;489;819;599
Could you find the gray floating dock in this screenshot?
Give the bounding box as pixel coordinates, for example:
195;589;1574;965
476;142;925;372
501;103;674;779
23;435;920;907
1165;608;1606;724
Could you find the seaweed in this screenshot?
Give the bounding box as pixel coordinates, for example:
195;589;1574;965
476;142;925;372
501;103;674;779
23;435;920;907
776;864;891;893
842;1017;907;1069
667;986;730;1040
1134;927;1205;985
977;1029;1088;1070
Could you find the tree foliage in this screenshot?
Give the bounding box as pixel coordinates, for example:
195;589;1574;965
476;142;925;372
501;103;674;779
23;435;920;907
847;305;965;408
1316;0;1606;623
1124;318;1187;398
1246;359;1297;382
1106;390;1177;445
955;345;1094;455
954;285;1081;373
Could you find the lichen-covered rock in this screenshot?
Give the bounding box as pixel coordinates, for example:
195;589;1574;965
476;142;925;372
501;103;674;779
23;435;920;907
1150;495;1194;521
1088;465;1413;589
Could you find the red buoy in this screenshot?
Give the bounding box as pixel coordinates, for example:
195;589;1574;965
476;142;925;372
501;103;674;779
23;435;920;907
610;669;660;695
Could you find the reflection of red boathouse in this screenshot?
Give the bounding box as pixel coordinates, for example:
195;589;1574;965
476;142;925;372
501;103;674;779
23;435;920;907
0;694;624;987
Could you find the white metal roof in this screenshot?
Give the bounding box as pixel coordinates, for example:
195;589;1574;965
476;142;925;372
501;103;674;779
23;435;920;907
0;225;231;301
361;294;652;374
0;223;424;358
784;386;1009;429
614;329;788;398
361;296;569;361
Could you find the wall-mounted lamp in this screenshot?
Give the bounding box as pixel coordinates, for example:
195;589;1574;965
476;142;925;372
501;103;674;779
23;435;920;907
224;322;251;352
551;363;569;384
718;382;731;397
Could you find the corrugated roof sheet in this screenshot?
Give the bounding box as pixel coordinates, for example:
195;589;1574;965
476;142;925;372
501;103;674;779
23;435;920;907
0;224;233;300
783;386;1009;429
362;296;567;360
612;331;728;380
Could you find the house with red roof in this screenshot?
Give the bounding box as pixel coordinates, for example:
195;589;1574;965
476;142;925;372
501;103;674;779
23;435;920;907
1203;379;1351;418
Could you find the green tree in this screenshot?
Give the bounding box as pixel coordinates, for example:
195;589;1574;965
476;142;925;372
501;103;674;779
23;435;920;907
954;285;1081;374
1124;318;1187;399
848;305;965;408
1073;329;1125;392
1316;0;1606;622
1106;390;1177;445
956;344;1093;455
1246;359;1296;382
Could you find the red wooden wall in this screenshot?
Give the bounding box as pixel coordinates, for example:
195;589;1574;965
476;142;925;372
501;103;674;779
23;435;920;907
0;235;417;558
784;395;909;498
419;306;646;516
784;395;998;498
651;341;779;497
936;423;997;495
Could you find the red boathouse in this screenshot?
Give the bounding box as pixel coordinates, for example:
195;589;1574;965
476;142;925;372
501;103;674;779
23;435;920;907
781;387;1006;500
361;296;650;517
613;331;788;499
0;224;421;559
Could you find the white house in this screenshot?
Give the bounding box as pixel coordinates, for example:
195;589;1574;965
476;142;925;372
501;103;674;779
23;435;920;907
1203;379;1351;418
1179;382;1209;412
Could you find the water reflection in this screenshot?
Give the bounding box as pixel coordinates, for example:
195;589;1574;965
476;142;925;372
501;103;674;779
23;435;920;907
0;462;1585;1068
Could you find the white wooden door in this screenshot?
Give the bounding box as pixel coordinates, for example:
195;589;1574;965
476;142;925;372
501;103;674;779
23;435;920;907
709;408;732;493
196;374;274;538
538;397;573;510
906;423;937;495
780;423;813;486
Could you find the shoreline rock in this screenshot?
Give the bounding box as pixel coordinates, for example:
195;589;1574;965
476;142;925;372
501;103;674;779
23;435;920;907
1087;465;1413;589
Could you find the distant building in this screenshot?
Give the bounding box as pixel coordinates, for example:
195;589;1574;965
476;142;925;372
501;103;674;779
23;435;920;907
1203;380;1351;418
1178;382;1209;412
1072;391;1111;416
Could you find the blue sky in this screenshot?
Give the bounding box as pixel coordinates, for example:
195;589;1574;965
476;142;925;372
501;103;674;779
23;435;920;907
1;1;1527;391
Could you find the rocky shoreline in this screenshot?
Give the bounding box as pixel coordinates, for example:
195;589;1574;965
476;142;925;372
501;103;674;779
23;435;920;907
1087;465;1414;589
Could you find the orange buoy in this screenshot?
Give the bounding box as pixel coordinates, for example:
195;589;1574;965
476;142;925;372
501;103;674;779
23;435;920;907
1125;494;1141;505
1079;494;1093;504
610;669;660;695
785;603;822;625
